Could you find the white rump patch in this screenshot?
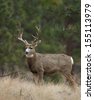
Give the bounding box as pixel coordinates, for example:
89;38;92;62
71;57;74;65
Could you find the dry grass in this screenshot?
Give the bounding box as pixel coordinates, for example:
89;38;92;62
0;77;80;100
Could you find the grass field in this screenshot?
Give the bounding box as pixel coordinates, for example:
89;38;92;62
0;77;80;100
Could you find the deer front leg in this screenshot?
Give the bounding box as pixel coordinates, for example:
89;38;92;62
32;73;39;84
37;71;44;84
37;64;44;84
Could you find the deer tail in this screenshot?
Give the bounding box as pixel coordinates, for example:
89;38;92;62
71;57;75;75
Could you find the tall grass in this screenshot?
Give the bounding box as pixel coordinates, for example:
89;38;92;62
0;77;80;100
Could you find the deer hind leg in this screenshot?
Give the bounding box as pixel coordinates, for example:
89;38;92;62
63;72;77;90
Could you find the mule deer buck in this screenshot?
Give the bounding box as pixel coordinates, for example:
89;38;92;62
18;26;77;88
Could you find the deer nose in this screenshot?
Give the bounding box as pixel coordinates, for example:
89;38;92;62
25;48;30;54
25;51;28;54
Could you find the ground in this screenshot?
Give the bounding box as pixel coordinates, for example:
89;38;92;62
0;76;80;100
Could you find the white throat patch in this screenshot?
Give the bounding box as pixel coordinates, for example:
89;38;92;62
26;54;34;58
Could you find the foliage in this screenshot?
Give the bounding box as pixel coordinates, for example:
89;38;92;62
0;0;80;70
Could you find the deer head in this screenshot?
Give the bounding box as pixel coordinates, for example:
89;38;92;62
18;26;41;58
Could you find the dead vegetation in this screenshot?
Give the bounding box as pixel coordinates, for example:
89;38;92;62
0;77;80;100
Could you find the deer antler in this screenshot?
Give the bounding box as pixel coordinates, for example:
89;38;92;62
31;25;41;47
35;25;41;35
18;32;30;46
18;24;41;47
17;23;31;46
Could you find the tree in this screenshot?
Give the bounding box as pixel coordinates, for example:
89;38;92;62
0;0;80;70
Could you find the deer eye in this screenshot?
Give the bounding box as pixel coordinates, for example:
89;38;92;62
30;47;33;49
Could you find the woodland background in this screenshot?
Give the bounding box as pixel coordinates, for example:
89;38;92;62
0;0;80;73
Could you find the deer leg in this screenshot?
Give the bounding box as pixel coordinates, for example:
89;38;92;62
37;71;44;84
62;72;77;90
61;75;66;84
33;73;39;84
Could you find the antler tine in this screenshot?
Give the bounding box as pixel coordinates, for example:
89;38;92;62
31;25;41;47
34;25;41;40
32;34;38;42
18;25;31;46
35;25;41;35
18;32;25;43
31;26;40;43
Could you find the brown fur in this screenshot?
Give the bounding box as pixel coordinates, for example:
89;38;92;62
18;32;77;89
26;52;77;88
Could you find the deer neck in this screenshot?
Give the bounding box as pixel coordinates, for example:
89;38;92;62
27;53;36;67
